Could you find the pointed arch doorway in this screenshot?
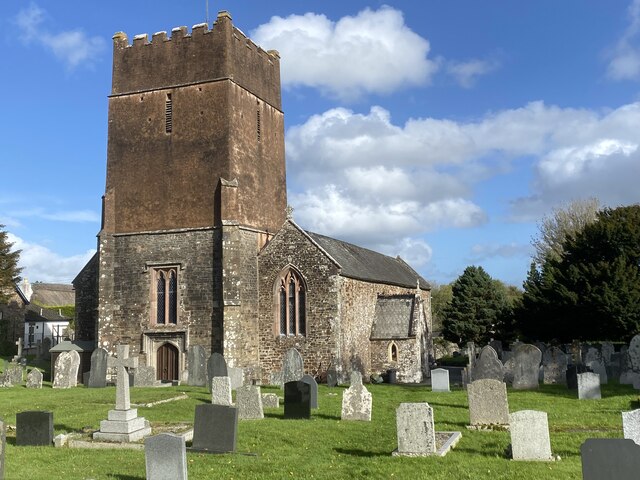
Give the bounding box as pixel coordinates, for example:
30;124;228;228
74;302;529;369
156;343;179;382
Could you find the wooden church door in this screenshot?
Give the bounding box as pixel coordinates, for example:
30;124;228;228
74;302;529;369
156;343;179;381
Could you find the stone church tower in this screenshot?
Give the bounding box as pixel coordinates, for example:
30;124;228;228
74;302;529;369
78;12;286;380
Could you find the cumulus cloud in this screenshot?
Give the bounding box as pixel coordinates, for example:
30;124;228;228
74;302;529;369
8;233;95;283
606;0;640;80
14;3;106;69
447;58;500;88
252;7;438;100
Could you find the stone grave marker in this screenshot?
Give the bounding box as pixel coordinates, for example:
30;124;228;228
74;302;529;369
431;368;450;392
489;340;503;360
145;433;187;480
282;348;304;384
41;337;52;360
341;374;372;421
191;404;238;453
503;356;515;385
301;374;319;408
26;369;43;389
601;342;614;365
133;366;157;387
52;350;80;389
211;377;233;406
228;367;244;390
619;351;635;385
394;403;436;456
4;362;24;386
511;344;541;390
628;335;640;371
581;438;640;480
577;372;601;400
16;411;53;446
207;352;228;391
542;346;568;385
187;345;207;387
471;346;504;382
509;410;553;461
236;385;264;420
467;341;477;370
12;338;23;363
326;366;338;387
0;417;5;480
284;381;311;419
88;347;108;388
467;379;509;428
261;393;280;409
622;409;640;445
586;360;608;384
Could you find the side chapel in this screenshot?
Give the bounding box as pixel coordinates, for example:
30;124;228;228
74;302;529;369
73;11;433;384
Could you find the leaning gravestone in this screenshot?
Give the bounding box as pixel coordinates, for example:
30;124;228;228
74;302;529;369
16;411;53;446
26;369;43;389
467;379;509;428
282;348;304;384
341;372;372;421
211;377;233;406
509;410;553;461
543;346;568;385
431;368;450;392
236;385;264;420
284;381;311;419
581;438;640;480
511;344;541;390
145;433;187;480
88;347;108;388
577;372;601;400
394;403;436;456
191;404;238;453
301;374;319;408
0;417;5;479
187;345;207;387
472;346;504;382
52;350;80;388
622;409;640;445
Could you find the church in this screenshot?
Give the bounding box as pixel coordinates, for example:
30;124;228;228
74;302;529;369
73;11;433;385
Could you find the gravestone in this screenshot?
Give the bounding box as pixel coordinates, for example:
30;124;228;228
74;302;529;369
4;363;24;386
601;342;614;365
341;374;372;421
187;345;207;387
145;433;187;480
93;345;151;442
133;366;157;387
431;368;450;392
622;409;640;445
284;381;311;419
211;377;233;406
567;364;593;389
326;366;338;387
228;367;244;390
394;403;435;456
52;350;80;388
467;379;509;427
472;346;504;382
88;347;108;388
489;340;503;360
282;348;304;384
467;341;477;370
0;417;5;480
511;344;541;390
577;372;601;400
26;369;43;389
619;351;635;385
207;353;228;387
570;340;583;365
628;335;640;372
509;410;553;461
581;438;640;480
542;346;568;385
191;404;237;453
301;374;319;408
236;385;264;420
261;393;280;409
16;411;53;446
12;338;23;363
503;356;515;385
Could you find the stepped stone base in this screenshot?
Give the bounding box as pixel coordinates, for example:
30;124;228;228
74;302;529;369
93;408;151;443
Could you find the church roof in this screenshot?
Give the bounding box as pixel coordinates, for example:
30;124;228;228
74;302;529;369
30;283;75;306
370;295;416;339
305;231;430;290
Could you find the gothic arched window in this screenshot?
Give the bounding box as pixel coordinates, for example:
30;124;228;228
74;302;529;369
153;267;178;325
277;268;306;336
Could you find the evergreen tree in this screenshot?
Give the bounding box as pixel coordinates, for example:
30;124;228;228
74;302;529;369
0;225;21;303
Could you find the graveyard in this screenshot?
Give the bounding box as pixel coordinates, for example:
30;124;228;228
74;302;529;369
0;353;638;479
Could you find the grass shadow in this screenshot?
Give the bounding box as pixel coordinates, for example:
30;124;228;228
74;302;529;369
426;401;468;410
334;447;389;458
106;475;144;480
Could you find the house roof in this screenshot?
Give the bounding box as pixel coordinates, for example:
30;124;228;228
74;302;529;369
24;303;71;323
370;295;416;339
305;231;430;290
30;283;75;306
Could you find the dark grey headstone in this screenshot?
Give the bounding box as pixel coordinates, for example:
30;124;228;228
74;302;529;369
284;381;311;419
326;366;338;387
301;374;319;409
187;345;207;387
0;417;5;480
145;433;187;480
191;404;237;453
88;347;108;388
581;438;640;480
472;346;504;382
207;353;228;379
16;411;53;446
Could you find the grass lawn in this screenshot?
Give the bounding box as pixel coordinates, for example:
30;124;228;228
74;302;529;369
0;376;636;479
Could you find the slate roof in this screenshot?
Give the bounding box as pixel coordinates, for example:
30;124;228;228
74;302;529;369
24;303;71;322
30;283;75;306
306;231;430;290
370;295;416;339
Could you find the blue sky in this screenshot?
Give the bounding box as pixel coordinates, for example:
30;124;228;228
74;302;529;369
1;1;639;287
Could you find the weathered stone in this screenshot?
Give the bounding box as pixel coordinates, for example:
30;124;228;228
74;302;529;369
0;417;5;479
326;366;338;387
261;393;280;409
4;363;24;386
133;366;157;387
282;348;304;384
503;356;515;385
350;370;363;386
26;369;43;389
511;344;541;390
301;374;319;408
622;409;640;445
284;381;311;419
187;345;207;387
341;383;372;421
16;411;53;446
191;404;238;453
52;351;80;389
207;353;228;379
395;403;436;456
88;347;108;388
542;346;568;385
509;410;553;461
472;346;504;382
581;438;640;480
228;367;244;390
586;359;608;384
211;377;233;406
467;379;509;427
489;340;503;360
431;368;450;392
601;342;614;365
578;372;601;400
236;385;264;420
628;335;640;371
145;433;187;480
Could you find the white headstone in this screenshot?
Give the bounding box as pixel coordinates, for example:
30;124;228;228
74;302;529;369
431;368;450;392
236;385;264;420
395;403;435;456
341;382;372;421
52;350;80;389
211;377;233;406
510;410;553;461
577;372;601;400
622;409;640;446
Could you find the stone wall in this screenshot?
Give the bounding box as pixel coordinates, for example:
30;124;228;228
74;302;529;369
73;253;98;341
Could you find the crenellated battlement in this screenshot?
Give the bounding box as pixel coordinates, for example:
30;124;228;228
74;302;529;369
110;11;281;109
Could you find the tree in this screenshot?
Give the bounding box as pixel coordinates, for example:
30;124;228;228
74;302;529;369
531;197;599;268
0;225;21;303
441;266;509;345
430;282;452;334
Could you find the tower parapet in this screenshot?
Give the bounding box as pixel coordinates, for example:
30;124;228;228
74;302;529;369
111;11;281;109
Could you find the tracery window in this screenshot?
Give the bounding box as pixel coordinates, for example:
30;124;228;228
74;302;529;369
277;268;306;336
389;342;399;362
153;267;178;325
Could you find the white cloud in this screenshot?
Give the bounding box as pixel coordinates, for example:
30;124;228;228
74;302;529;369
447;58;500;88
252;7;437;100
14;3;106;69
607;0;640;80
8;233;95;284
468;243;532;261
6;207;99;223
